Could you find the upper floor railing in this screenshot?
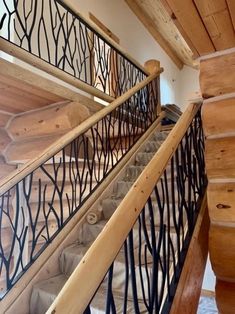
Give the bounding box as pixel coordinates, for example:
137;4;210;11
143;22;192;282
47;102;207;314
0;68;162;300
0;0;147;100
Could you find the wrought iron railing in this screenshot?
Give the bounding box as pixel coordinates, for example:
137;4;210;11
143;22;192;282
47;104;206;314
0;0;147;97
0;72;160;299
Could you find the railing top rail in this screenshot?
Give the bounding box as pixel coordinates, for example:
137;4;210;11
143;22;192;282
0;68;163;196
46;102;201;314
60;0;148;75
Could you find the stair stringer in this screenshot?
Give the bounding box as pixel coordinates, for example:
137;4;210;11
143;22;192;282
2;114;164;314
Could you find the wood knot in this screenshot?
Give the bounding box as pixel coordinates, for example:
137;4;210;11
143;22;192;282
216;203;231;209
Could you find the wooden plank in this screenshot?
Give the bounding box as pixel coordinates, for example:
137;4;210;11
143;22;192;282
200;52;235;98
125;0;184;69
170;195;209;314
216;280;235;314
89;13;120;44
205;137;235;180
208;182;235;225
7;101;90;141
226;0;235;32
202;97;235;138
209;224;235;280
164;0;215;55
194;0;235;50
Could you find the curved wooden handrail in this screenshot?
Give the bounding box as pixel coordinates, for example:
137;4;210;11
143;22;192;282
0;68;163;196
46;102;201;314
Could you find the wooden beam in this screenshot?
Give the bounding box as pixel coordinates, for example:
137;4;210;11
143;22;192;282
160;0;200;58
194;0;235;51
7;101;90;141
170;195;209;314
202;97;235;138
125;0;184;69
200;52;235;98
164;0;215;56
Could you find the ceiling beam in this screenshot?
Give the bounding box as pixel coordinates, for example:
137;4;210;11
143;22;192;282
125;0;184;70
163;0;215;56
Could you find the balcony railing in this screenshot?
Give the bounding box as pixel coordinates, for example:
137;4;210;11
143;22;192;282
0;0;147;99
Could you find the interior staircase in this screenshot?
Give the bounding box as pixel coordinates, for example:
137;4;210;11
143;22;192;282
29;128;172;313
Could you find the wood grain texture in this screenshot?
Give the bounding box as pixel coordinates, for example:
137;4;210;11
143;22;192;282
216;280;235;314
200;52;235;98
170;195;209;314
125;0;184;69
164;0;215;55
194;0;235;50
209;224;235;280
0;58;103;115
208;182;235;225
205;137;235;180
7;101;90;141
202;97;235;138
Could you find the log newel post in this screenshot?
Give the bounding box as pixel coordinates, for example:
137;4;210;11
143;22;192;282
144;59;161;115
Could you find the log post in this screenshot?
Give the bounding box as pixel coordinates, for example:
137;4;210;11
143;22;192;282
144;59;161;115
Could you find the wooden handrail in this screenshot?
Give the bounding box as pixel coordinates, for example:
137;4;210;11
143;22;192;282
0;68;163;196
0;38;114;103
61;0;148;75
46;102;201;314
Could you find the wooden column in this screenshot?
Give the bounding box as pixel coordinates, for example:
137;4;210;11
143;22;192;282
200;50;235;313
144;59;161;115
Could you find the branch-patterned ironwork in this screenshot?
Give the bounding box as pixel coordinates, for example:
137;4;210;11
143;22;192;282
0;77;159;299
0;0;146;97
84;110;206;313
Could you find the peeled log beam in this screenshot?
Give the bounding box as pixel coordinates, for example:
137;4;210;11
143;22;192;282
200;52;235;98
7;101;90;141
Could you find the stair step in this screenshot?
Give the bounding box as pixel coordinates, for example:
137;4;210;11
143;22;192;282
143;140;161;153
60;242;166;301
30;273;148;314
30;274;66;314
135;152;155;166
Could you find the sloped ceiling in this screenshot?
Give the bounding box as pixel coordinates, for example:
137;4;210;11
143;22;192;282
126;0;235;70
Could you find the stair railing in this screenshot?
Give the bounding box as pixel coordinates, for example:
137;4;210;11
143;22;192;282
0;68;162;299
0;0;147;101
47;102;207;314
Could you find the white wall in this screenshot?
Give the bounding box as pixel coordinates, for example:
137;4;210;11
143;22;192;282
73;0;181;106
177;65;200;111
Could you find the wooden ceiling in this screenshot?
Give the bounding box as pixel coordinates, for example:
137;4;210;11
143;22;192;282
125;0;235;69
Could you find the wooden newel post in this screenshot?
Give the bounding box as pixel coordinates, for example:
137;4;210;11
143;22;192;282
144;59;161;116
